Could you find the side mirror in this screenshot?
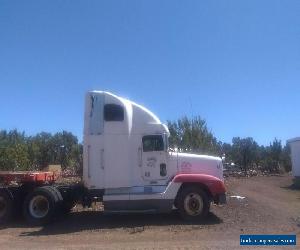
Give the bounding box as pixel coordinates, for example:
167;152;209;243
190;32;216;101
163;133;169;152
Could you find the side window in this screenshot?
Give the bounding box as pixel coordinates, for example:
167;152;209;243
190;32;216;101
142;135;164;152
104;104;124;121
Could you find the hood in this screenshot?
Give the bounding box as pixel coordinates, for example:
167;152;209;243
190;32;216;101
169;152;224;180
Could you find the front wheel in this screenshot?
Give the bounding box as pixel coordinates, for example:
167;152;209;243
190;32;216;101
177;186;210;221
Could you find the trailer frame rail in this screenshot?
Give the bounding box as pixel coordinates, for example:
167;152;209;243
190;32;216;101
0;171;57;185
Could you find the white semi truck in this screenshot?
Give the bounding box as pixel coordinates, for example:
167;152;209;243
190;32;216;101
0;91;226;225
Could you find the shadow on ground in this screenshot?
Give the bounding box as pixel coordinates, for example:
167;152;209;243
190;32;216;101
3;211;222;236
281;184;300;191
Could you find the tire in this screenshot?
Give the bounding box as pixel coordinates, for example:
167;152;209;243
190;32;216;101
0;189;13;224
47;186;63;202
177;186;210;222
23;186;59;226
47;186;74;215
47;186;63;214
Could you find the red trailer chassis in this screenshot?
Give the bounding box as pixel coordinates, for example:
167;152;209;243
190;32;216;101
0;171;57;186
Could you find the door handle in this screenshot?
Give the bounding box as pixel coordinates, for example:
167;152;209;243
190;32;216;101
101;149;104;169
138;147;142;167
160;163;167;177
87;145;91;178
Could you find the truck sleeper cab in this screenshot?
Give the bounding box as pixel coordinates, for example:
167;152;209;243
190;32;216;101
83;91;226;220
0;91;226;225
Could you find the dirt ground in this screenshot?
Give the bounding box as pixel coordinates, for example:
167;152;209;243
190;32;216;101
0;174;299;250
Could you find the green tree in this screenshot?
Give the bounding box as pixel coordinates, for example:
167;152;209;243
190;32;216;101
167;116;220;155
259;139;283;173
281;144;291;172
0;130;30;170
221;143;233;162
49;131;79;170
30;132;53;169
231;137;258;173
0;129;82;172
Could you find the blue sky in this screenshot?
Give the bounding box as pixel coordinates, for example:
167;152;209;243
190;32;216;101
0;0;299;145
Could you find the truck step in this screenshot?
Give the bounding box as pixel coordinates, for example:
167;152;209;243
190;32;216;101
103;209;157;214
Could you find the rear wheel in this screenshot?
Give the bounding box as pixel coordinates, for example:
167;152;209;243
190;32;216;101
177;186;210;221
23;187;58;226
48;186;74;215
0;189;13;224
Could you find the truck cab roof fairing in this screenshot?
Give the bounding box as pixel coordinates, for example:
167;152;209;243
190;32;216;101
86;91;168;135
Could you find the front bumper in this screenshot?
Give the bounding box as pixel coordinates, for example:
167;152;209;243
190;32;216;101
214;193;227;205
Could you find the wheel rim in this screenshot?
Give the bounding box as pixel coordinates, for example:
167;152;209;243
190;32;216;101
0;197;7;218
29;195;50;219
183;192;203;216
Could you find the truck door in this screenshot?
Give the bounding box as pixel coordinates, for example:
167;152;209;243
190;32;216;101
103;102;131;189
141;135;168;181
